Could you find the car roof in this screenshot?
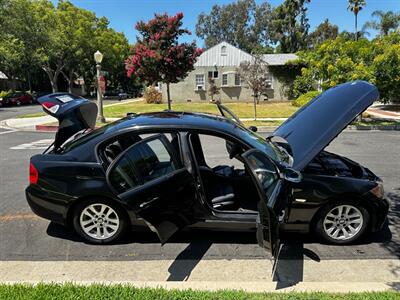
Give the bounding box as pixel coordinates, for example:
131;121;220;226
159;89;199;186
108;111;245;135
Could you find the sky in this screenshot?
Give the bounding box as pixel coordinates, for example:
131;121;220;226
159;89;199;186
54;0;399;46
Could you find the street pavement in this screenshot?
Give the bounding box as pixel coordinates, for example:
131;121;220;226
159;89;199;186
0;106;399;290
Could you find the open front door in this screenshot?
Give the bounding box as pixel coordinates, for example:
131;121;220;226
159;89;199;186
217;103;244;126
106;134;197;244
241;149;289;257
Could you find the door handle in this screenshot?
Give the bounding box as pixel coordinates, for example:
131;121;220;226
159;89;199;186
139;197;160;208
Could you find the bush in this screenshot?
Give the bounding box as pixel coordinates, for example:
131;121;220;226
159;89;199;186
143;86;162;104
292;90;321;107
0;90;11;98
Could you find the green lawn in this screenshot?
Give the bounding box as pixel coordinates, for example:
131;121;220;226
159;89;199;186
103;101;298;119
0;284;398;300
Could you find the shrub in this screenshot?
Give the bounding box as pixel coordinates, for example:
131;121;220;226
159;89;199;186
143;86;162;104
0;90;11;98
292;90;321;107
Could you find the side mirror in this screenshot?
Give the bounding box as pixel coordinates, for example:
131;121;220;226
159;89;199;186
249;126;258;132
282;167;302;183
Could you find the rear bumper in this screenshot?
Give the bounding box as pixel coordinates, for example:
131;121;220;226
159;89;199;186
26;185;68;225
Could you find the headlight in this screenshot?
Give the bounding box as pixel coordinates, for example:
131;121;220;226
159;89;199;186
370;183;384;199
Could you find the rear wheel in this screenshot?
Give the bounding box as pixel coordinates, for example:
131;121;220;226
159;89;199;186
72;198;128;244
315;201;369;244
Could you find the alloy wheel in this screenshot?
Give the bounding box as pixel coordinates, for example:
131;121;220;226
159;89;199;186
79;203;120;240
323;204;363;241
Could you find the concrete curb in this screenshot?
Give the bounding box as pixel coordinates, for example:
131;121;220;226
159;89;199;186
1;280;398;293
1;259;399;292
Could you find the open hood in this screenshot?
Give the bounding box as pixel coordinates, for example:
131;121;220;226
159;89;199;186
272;81;379;171
38;93;98;149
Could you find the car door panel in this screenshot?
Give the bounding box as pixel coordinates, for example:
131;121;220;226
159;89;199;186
241;149;289;257
106;134;197;244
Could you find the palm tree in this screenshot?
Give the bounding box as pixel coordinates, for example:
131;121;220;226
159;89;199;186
347;0;366;41
363;10;400;36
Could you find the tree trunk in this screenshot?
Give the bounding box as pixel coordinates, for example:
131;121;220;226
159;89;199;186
166;82;171;110
61;70;74;93
355;13;358;41
43;64;64;93
253;95;257;121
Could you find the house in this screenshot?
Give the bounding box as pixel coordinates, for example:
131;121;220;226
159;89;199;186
161;41;298;103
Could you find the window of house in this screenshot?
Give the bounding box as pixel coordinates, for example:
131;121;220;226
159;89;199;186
208;71;219;79
221;45;227;55
222;74;228;86
195;74;205;89
234;73;241;86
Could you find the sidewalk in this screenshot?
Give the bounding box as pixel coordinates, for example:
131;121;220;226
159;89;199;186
0;259;399;292
367;105;400;120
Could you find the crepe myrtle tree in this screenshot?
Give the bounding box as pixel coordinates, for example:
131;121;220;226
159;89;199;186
125;12;203;110
237;54;270;120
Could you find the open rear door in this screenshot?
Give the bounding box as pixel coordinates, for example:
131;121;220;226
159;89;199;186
106;134;198;244
241;149;289;258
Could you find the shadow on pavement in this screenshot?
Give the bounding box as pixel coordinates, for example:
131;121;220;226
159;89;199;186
166;242;212;281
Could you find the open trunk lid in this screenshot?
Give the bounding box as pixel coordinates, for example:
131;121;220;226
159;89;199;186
38;93;98;150
272;81;379;171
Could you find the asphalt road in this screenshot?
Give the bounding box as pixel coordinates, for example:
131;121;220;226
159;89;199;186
0;106;399;263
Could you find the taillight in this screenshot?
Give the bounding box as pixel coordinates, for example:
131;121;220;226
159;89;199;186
29;162;38;185
42;101;59;113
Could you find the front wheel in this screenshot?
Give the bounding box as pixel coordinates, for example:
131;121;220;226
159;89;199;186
315;201;369;244
72;198;128;244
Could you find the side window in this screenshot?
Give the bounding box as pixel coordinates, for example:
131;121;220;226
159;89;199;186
108;136;179;194
244;151;278;198
192;134;246;170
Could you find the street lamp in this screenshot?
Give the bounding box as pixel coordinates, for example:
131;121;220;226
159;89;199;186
94;50;105;123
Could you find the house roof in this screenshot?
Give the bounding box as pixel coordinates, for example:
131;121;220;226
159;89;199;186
195;41;253;67
263;53;298;66
195;41;298;67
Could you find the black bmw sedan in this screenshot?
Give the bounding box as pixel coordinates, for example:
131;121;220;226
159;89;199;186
26;81;389;257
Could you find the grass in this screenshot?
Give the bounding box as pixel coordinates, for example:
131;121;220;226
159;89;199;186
0;284;398;300
16;112;46;118
103;101;298;119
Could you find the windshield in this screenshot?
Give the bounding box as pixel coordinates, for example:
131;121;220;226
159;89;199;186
237;126;292;166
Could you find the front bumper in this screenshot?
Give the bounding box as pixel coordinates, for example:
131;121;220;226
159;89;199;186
370;196;390;232
26;185;68;225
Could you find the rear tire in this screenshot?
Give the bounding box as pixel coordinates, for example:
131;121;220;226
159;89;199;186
315;200;369;244
72;198;128;244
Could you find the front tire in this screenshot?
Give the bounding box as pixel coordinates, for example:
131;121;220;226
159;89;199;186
315;201;369;244
72;198;128;244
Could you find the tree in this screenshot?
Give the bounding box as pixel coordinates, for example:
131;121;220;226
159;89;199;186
308;19;339;48
347;0;366;41
125;13;202;110
208;77;220;102
195;0;273;53
293;33;400;103
364;10;400;36
237;54;270;120
270;0;311;53
372;37;400;102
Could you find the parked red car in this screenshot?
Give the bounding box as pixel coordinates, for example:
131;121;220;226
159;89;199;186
1;92;34;106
